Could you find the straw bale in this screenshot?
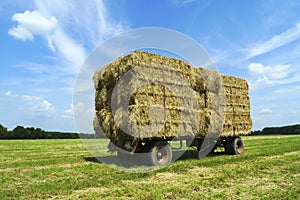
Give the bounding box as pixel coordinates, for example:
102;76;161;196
220;74;252;136
198;68;222;94
221;75;249;90
94;51;252;144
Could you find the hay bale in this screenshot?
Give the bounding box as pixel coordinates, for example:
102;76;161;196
94;51;252;146
220;75;252;136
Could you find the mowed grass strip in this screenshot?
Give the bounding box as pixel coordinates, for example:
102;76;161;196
0;135;299;199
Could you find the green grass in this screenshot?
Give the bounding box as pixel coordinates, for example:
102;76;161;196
0;135;300;199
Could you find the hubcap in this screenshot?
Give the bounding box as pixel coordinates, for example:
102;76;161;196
236;140;244;154
156;147;168;163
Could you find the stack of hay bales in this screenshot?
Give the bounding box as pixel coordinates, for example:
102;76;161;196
93;51;251;146
221;75;252;136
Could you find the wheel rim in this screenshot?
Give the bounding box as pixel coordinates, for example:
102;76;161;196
235;139;244;154
156;146;168;164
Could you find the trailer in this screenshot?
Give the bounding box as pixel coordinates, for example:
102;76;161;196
93;51;252;166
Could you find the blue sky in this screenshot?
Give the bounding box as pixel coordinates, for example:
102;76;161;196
1;0;300;132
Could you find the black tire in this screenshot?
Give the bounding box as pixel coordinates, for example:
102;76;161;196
224;138;234;154
225;137;244;155
148;141;173;166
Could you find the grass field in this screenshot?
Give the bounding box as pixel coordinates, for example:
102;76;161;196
1;135;299;199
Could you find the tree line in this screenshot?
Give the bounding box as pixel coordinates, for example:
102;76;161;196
1;123;299;140
0;124;95;139
251;124;300;135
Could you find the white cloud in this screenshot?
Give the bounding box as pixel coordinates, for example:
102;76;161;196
34;0;125;47
259;108;273;114
50;30;86;73
8;10;57;41
63;104;74;118
73;102;84;113
5;91;11;96
22;95;53;112
169;0;197;5
6;91;54;113
64;109;73;114
15;62;51;74
8;1;126;75
8;25;34;41
8;9;86;74
248;62;293;87
247;22;300;58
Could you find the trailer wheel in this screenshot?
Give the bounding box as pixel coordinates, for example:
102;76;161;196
225;137;244;155
148;141;172;166
224;139;233;154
